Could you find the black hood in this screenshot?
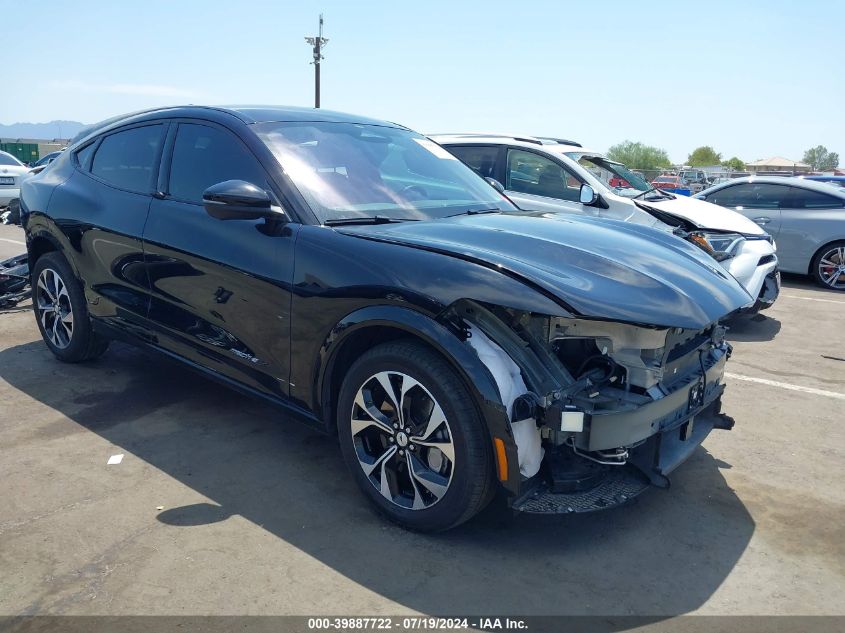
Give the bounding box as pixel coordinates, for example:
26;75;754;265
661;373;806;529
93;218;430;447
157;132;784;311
337;212;753;329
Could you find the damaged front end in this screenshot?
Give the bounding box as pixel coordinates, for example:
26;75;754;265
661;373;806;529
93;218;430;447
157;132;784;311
445;299;736;514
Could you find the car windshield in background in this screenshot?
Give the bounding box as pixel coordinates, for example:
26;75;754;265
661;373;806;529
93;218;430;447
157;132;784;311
0;152;23;167
254;121;516;222
565;152;651;197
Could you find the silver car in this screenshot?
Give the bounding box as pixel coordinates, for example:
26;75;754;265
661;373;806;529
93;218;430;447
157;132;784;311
695;177;845;290
0;150;31;208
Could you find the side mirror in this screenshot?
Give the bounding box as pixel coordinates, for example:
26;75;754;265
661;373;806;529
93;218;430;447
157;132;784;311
484;177;505;194
202;180;285;221
579;183;598;205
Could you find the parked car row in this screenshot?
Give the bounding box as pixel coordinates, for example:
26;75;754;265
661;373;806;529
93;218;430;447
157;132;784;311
433;134;780;308
695;177;845;290
0;150;32;209
15;106;842;532
0;148;65;213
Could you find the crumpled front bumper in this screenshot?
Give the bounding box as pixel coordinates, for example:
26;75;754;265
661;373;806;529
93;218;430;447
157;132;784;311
511;347;733;514
724;238;778;303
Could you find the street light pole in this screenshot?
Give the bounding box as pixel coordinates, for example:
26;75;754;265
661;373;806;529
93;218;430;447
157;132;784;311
304;14;328;108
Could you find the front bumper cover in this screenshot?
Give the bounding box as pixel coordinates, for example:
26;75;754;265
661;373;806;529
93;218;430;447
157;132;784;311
512;398;731;514
510;349;732;514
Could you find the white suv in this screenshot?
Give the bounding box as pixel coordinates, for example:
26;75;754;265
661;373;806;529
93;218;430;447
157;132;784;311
432;134;779;311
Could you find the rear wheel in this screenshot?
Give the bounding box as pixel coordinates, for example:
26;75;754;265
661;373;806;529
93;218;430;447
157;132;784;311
32;252;109;362
811;242;845;291
337;340;495;531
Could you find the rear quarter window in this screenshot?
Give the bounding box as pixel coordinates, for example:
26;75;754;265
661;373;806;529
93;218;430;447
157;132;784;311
74;143;96;172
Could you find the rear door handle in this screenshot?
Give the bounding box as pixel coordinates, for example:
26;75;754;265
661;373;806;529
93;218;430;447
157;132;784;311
753;216;772;225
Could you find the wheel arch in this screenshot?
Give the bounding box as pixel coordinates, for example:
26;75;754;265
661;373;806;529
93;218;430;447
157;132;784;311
809;239;845;277
26;224;79;278
27;233;58;264
317;305;520;493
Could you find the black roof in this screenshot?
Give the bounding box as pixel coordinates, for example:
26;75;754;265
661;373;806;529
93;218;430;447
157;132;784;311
71;105;404;146
219;105;401;127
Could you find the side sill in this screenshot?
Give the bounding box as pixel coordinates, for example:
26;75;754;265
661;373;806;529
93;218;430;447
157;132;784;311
91;318;328;434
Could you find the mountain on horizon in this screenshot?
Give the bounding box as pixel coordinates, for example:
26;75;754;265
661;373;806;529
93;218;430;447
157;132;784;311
0;120;86;140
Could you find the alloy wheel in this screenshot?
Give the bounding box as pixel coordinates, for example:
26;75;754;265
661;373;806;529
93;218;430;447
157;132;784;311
36;268;74;349
818;246;845;290
350;371;455;510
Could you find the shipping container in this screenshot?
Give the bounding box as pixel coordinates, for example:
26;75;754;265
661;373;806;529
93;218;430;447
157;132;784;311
0;142;39;165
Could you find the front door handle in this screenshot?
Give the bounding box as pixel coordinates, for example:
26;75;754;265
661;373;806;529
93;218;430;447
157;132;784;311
753;216;772;225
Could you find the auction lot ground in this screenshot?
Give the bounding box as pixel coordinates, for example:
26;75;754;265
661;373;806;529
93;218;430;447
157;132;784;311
0;222;843;617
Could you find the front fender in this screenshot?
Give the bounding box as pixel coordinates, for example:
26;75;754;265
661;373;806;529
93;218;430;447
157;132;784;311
318;304;521;494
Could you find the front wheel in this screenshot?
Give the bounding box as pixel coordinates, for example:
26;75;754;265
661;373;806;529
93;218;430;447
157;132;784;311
337;340;495;531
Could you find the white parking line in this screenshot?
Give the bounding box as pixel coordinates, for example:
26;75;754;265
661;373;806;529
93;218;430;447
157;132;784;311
725;372;845;401
0;237;25;245
781;294;845;305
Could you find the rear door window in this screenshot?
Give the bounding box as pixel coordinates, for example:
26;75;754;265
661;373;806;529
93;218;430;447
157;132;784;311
787;186;843;209
167;123;267;204
446;145;500;179
90;125;164;193
506;149;581;201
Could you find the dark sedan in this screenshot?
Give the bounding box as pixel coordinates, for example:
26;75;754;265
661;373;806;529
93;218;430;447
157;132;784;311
21;106;750;530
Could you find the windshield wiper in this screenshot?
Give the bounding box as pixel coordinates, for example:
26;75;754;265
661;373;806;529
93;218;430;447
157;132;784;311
448;207;502;217
634;187;671;200
324;215;416;226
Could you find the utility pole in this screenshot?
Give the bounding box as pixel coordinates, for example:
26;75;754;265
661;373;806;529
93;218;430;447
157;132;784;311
304;14;328;108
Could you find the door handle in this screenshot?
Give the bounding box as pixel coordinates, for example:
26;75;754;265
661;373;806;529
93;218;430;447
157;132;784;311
753;217;771;225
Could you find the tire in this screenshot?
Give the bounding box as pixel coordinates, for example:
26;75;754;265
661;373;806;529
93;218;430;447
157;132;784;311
337;340;495;531
31;251;110;362
811;242;845;291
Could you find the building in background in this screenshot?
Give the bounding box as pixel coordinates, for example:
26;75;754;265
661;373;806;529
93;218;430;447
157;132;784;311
746;156;811;175
0;138;69;164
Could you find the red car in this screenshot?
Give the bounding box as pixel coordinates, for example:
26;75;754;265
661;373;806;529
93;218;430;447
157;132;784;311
651;175;685;190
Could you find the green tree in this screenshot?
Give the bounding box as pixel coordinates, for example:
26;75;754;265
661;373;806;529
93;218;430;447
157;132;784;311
802;145;840;171
687;146;722;166
606;141;672;171
722;156;746;171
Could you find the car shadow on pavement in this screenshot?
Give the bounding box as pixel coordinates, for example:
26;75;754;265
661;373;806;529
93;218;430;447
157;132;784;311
780;272;842;295
0;340;755;618
725;312;781;343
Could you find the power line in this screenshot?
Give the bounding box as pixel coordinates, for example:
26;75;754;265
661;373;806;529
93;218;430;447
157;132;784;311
304;14;328;108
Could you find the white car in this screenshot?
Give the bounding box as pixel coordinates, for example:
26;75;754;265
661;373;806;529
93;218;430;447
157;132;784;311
432;134;779;311
0;150;32;208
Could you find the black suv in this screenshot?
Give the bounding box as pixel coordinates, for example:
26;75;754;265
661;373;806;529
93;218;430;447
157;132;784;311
21;106;749;531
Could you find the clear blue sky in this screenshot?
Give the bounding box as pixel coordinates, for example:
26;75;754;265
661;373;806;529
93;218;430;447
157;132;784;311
4;0;843;163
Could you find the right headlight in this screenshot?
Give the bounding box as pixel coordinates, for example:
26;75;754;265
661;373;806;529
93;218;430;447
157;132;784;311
688;231;745;262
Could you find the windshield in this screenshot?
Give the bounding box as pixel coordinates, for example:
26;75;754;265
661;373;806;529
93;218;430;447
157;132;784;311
254;121;516;222
0;152;23;167
565;152;651;197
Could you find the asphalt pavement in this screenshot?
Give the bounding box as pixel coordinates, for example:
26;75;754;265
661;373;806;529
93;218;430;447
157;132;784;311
0;222;842;619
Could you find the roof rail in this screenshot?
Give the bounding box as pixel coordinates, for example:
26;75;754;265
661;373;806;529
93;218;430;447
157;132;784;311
535;137;583;147
429;133;546;145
